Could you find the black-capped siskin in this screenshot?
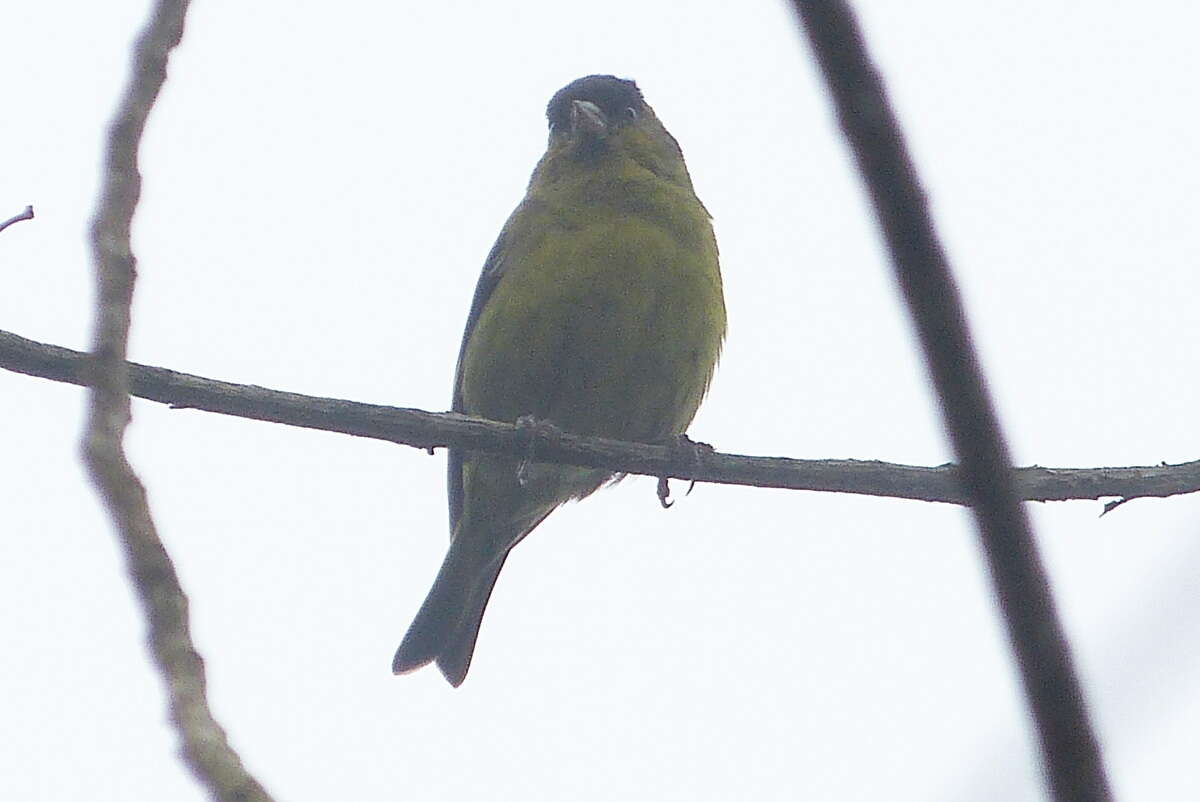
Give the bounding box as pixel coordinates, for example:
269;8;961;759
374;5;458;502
393;75;726;686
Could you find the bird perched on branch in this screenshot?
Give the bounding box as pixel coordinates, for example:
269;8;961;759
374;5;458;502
392;74;726;686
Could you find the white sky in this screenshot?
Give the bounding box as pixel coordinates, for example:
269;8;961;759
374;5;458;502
4;2;1199;800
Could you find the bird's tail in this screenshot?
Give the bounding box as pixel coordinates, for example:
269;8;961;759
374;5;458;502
392;539;508;687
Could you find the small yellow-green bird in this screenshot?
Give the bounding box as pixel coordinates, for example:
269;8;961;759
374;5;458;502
392;75;726;686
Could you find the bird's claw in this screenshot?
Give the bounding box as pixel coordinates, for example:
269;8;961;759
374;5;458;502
656;434;714;508
514;415;562;486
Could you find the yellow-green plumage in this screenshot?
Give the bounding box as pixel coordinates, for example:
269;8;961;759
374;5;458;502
393;75;725;686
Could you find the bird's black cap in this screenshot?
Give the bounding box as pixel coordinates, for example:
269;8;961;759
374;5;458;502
546;75;645;132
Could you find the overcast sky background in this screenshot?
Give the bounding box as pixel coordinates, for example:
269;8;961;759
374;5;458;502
4;2;1199;800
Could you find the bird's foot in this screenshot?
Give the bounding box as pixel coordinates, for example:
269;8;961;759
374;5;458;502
513;414;564;486
656;433;714;509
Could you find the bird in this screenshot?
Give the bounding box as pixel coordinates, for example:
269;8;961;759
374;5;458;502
392;74;726;686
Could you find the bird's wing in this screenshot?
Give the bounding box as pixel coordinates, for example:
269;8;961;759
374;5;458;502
447;225;511;536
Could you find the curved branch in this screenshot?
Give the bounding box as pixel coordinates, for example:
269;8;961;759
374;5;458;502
80;0;274;799
0;205;34;235
5;328;1195;506
794;2;1111;800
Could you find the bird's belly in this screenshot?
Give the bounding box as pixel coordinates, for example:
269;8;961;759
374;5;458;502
461;219;722;444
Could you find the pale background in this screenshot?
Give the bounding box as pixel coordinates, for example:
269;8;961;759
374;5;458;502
3;2;1198;800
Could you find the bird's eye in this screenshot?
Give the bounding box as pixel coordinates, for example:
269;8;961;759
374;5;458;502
624;107;639;120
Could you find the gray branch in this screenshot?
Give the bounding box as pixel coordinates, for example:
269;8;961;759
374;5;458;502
0;205;34;235
794;1;1111;799
79;0;274;799
4;328;1193;507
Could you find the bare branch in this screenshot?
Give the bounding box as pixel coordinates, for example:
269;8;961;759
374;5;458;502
80;0;274;800
4;328;1194;506
793;2;1112;800
0;205;34;235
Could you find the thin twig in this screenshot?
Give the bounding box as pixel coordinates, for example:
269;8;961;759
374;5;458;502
81;0;274;800
0;205;34;235
793;2;1113;800
4;328;1195;507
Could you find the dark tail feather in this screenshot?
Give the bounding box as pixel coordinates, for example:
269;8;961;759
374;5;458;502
392;540;506;685
435;554;509;686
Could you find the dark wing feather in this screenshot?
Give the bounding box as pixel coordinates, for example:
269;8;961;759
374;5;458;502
447;227;511;535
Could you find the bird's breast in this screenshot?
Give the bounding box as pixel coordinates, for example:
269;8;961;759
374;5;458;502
460;190;725;444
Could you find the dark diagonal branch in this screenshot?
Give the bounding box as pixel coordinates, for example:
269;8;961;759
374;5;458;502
6;328;1197;507
80;0;274;800
0;205;34;235
793;2;1113;801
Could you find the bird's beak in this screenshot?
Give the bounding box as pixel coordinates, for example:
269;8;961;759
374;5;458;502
570;100;608;138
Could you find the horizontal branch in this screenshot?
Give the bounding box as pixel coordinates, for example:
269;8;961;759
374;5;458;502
3;327;1197;506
